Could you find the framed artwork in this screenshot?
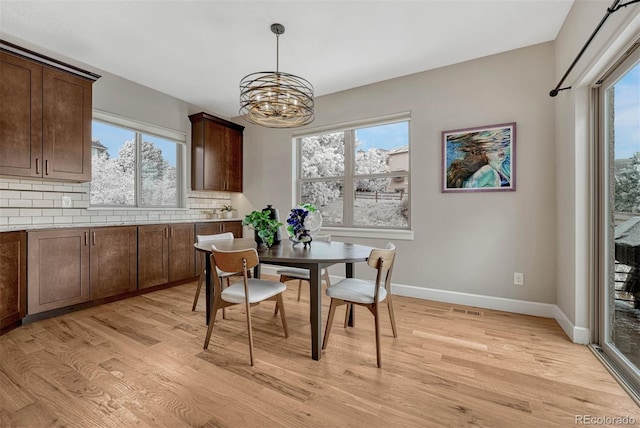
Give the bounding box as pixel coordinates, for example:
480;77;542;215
442;122;516;193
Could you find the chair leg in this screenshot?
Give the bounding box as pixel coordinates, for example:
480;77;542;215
222;277;230;320
274;275;286;316
275;294;289;338
192;269;204;311
373;303;382;368
344;304;354;328
244;298;255;366
322;299;338;350
203;301;220;349
386;294;398;338
297;279;303;301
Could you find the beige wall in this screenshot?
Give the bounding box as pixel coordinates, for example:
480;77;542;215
553;1;640;342
235;42;558;308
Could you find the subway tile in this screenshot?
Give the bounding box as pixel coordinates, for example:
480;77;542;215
20;191;43;200
8;183;32;191
0;209;20;217
20;208;42;217
0;190;21;199
0;178;21;183
8;199;31;208
0;217;8;226
53;185;73;192
32;216;54;224
42;209;63;217
43;193;60;200
31;184;55;191
9;217;31;225
32;200;54;208
107;216;123;222
90;216;107;223
0;182;8;189
54;216;73;224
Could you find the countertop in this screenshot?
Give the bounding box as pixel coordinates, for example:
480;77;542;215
0;218;243;233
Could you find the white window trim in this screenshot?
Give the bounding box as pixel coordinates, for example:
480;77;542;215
294;112;411;233
91;109;187;209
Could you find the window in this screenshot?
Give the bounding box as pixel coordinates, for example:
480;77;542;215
90;112;184;207
296;116;410;229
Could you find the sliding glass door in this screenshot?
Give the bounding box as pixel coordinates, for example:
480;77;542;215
597;41;640;396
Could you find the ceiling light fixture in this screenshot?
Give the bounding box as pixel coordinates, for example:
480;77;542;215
239;23;314;128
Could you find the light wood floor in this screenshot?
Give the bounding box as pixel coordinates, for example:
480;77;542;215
1;278;639;427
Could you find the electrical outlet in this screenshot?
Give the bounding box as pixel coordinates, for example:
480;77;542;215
514;272;524;286
62;196;72;207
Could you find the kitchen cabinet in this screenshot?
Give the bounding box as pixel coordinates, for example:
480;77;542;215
28;228;90;315
90;226;138;300
138;223;195;289
189;112;244;192
0;231;26;331
0;41;99;181
194;221;242;278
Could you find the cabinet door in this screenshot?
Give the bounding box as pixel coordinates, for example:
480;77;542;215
90;226;137;300
222;221;243;238
28;229;90;314
138;225;169;289
169;223;195;282
0;231;26;329
225;127;243;192
42;67;92;181
203;120;227;191
0;52;42;178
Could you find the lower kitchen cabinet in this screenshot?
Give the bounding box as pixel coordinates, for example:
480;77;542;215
0;231;26;330
27;228;90;314
138;223;195;289
194;221;242;277
90;226;138;300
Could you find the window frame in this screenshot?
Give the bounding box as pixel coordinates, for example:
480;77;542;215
90;110;186;209
294;113;411;234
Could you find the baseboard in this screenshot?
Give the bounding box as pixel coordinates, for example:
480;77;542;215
261;265;590;344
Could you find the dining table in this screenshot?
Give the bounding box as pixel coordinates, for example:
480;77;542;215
194;237;374;361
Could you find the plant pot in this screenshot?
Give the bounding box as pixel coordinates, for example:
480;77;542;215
224;210;234;219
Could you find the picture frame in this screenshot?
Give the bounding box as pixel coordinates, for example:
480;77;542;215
442;122;516;193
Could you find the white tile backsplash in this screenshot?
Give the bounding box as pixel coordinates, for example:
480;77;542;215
0;177;233;229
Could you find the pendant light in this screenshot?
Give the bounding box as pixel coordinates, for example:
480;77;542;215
239;23;314;128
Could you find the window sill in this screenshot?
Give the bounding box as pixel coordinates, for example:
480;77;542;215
320;227;414;241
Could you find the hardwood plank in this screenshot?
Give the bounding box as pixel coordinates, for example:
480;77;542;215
1;278;639;427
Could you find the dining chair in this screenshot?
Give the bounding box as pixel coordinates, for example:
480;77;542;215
193;233;237;314
322;242;398;368
203;248;289;366
274;234;332;315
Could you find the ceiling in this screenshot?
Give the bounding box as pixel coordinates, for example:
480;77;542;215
1;1;574;119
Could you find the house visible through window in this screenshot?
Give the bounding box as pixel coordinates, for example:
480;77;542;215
297;117;410;229
90;115;183;207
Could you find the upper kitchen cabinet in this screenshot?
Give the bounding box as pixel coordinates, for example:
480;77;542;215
0;40;100;181
189;112;244;192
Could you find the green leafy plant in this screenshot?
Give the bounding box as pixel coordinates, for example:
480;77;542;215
221;205;234;211
242;209;282;247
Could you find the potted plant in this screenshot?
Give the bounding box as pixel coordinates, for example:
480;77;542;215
242;209;282;247
221;205;236;219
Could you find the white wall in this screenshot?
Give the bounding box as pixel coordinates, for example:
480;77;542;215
236;42;558;311
553;1;640;342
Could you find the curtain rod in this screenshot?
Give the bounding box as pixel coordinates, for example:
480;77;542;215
550;0;640;97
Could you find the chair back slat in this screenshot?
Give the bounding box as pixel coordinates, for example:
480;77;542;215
197;232;234;243
212;248;259;273
368;242;396;302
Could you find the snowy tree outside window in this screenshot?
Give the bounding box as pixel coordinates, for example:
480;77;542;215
297;119;410;229
91;120;181;207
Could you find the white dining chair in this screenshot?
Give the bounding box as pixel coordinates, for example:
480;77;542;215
273;234;332;315
192;232;237;313
322;242;398;368
203;248;289;366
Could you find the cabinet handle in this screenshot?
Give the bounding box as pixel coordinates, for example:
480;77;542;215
84;232;88;246
92;232;96;245
35;158;40;174
45;160;49;176
165;227;169;239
